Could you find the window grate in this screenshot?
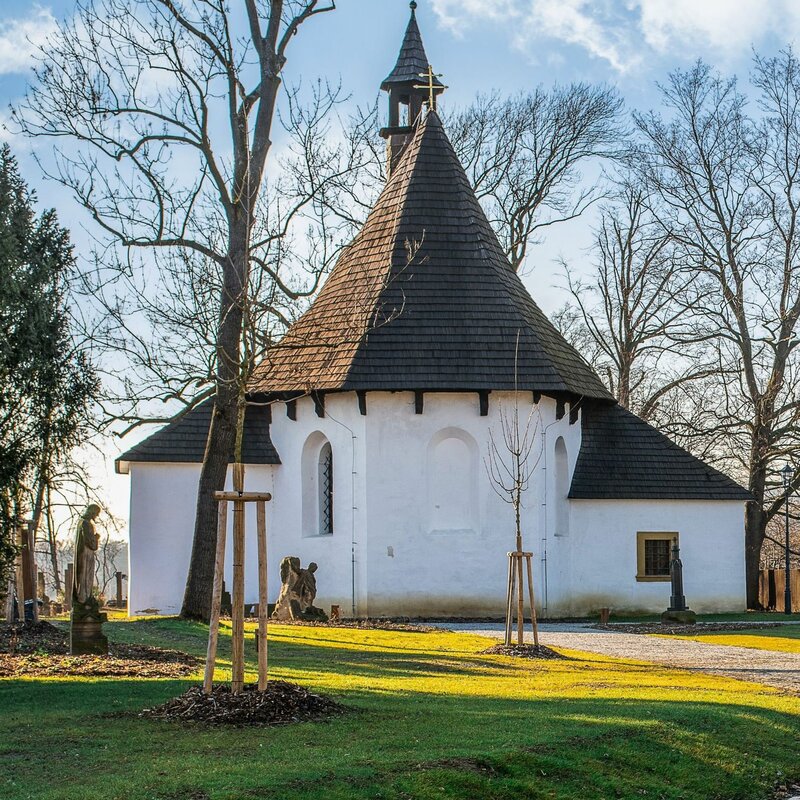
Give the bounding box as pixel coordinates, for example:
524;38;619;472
644;539;670;576
320;444;333;535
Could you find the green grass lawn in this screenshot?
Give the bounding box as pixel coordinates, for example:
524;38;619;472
2;618;799;800
660;624;800;653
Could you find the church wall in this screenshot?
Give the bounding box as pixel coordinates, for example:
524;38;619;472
128;463;201;615
533;406;583;619
127;394;747;619
267;394;368;617
359;391;580;617
127;461;276;615
559;499;746;615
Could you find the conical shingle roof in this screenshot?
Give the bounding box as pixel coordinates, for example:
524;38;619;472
249;112;612;399
381;4;443;90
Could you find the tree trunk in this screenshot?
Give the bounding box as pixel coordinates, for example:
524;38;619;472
617;355;632;410
744;411;771;609
745;500;767;609
180;231;247;621
45;484;60;594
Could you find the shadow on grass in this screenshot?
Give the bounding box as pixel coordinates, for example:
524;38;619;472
1;678;798;800
5;617;795;800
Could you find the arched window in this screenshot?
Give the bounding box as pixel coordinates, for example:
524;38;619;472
318;441;333;535
554;436;569;537
427;428;479;533
301;432;334;537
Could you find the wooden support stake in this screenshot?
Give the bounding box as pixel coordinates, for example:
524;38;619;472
515;552;524;645
203;501;228;694
213;491;272;502
505;551;538;647
230;490;246;694
256;500;268;691
4;578;13;622
504;555;514;646
14;547;24;621
525;554;539;646
507;556;517;646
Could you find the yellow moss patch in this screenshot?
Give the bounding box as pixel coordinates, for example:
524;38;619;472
659;628;800;653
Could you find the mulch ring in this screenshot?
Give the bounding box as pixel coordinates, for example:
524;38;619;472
481;643;567;660
595;622;787;635
140;681;344;726
269;618;440;633
0;620;199;678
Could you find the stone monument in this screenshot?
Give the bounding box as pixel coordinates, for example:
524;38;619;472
661;539;696;624
70;504;108;655
271;556;328;622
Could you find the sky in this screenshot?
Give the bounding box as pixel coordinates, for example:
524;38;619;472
1;0;798;532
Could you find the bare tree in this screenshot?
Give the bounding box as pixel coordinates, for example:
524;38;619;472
15;0;340;620
632;51;800;607
485;338;543;644
556;182;718;421
486;399;542;555
448;85;623;271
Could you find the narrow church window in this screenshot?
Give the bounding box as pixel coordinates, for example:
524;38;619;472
636;532;677;581
302;432;334;537
319;442;334;535
554;437;569;536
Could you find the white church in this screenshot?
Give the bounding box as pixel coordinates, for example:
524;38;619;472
118;6;750;618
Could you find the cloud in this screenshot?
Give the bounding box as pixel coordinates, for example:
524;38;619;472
0;7;57;75
431;0;639;72
431;0;800;73
431;0;521;37
517;0;638;73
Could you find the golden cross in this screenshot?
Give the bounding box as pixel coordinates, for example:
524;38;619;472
414;65;447;109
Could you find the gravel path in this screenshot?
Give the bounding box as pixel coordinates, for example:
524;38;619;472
441;622;800;695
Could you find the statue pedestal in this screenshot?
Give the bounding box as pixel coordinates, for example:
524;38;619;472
70;621;109;655
661;608;697;625
70;598;108;656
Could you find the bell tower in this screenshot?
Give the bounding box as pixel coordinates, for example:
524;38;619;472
380;2;446;175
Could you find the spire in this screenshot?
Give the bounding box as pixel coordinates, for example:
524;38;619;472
380;2;446;175
381;2;442;90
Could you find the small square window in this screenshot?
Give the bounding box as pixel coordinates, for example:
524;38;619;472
636;532;677;582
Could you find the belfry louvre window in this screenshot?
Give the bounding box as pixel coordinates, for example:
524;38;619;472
636;532;677;581
319;442;333;535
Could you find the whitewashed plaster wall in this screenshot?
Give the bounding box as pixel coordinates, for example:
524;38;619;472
127;462;275;615
358;391;580;616
127;391;747;618
268;393;368;616
561;499;746;615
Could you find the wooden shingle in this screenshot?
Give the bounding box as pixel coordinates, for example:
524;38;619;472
115;401;279;474
569;403;750;500
249;112;613;399
381;4;443;90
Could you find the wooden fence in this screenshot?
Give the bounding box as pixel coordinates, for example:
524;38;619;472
758;569;800;612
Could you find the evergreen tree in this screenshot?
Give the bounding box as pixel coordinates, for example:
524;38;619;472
0;144;97;590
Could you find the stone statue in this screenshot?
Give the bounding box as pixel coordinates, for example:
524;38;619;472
73;504;101;604
272;556;328;622
70;504;108;655
661;539;696;625
296;562;319;610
